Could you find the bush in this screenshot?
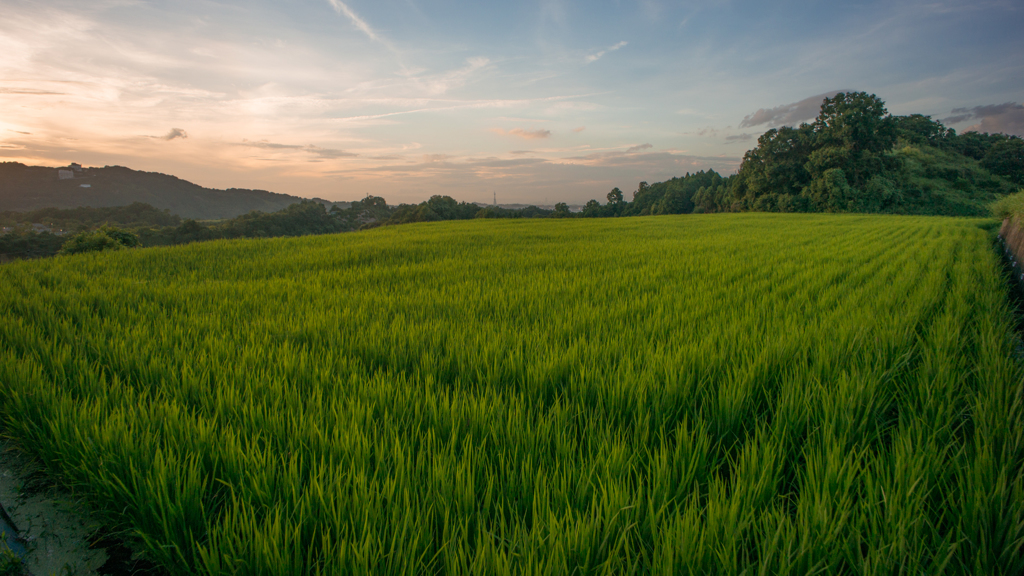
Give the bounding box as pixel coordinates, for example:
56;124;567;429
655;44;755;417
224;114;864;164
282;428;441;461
991;190;1024;220
58;225;140;255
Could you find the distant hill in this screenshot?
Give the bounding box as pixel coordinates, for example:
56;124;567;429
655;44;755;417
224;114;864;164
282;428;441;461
0;162;337;220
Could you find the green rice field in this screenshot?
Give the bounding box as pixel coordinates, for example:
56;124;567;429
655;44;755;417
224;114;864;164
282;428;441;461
1;214;1022;575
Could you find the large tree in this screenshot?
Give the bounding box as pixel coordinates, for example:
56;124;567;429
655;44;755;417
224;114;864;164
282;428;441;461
807;91;899;188
981;136;1024;185
733;124;816;202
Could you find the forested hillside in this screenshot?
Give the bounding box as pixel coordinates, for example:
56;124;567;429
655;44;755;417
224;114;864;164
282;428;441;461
576;92;1021;218
0;163;332;219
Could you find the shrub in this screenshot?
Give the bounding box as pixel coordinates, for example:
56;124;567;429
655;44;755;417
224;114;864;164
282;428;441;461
58;225;140;255
991;190;1024;220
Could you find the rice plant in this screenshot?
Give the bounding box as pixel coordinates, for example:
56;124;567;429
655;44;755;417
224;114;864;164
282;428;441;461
0;213;1022;575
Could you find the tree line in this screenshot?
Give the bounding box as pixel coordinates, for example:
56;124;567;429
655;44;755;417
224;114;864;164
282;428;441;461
3;91;1022;261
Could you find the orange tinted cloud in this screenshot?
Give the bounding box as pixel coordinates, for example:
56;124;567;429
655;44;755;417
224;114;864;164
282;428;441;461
492;128;552;140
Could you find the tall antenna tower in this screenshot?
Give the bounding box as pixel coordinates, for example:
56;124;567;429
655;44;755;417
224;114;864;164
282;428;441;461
493;191;496;206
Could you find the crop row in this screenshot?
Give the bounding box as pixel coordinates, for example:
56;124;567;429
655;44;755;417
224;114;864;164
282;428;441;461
0;214;1022;575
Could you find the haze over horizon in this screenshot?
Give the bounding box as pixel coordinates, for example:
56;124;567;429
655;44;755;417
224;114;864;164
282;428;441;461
2;0;1022;205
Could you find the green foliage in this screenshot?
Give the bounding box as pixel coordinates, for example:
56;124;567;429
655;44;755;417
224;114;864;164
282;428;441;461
1;215;1022;575
955;131;1007;161
0;202;180;230
806;92;900;189
382;195;481;225
0;546;22;576
626;171;728;216
0;231;66;261
990;190;1024;219
475;205;553;219
733;93;1019;216
895;142;1018;216
331;195;393;229
734;125;816;200
58;225;139;255
218;201;342;238
581;198;603;217
804;168;855;212
981;137;1024;185
692;182;736;213
604;187;626;216
893;114;957;148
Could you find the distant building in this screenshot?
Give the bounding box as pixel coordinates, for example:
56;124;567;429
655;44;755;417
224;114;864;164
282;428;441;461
80;184;91;188
70;163;82;172
57;169;74;180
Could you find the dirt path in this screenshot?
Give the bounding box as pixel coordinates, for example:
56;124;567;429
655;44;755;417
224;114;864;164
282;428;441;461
0;440;108;576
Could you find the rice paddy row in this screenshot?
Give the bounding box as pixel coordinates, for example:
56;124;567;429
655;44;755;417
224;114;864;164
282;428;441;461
0;214;1022;575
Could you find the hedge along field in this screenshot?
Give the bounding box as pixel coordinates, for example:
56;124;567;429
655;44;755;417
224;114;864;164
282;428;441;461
1;214;1023;575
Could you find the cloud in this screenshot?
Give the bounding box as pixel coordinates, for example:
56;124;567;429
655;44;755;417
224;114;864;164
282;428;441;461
560;149;741;175
626;143;653;153
239;139;357;158
739;90;851;128
412;57;491;96
586;41;628;63
161;128;188;140
0;88;65;95
326;0;393;49
492;128;552;140
725;134;752;142
311;146;359;159
509;150;533;155
944;102;1024;136
330;94;592;124
572;126;586;133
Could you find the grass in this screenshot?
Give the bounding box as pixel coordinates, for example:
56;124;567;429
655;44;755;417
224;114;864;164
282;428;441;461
896;141;1018;216
0;540;21;576
992;190;1024;219
0;213;1022;575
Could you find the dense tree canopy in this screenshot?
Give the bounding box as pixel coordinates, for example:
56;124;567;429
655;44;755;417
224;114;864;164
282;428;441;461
728;91;1021;214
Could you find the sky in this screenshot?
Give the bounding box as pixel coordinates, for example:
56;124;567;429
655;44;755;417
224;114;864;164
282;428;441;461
1;0;1022;205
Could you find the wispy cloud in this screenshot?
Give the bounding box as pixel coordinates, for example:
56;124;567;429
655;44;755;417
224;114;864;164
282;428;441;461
572;126;586;133
739;90;851;128
586;41;628;63
0;88;65;95
240;139;357;158
492;128;552;140
626;143;652;153
330;94;595;124
411;57;491;96
326;0;395;50
725;133;752;142
161;128;188;141
560;149;740;174
944;102;1024;136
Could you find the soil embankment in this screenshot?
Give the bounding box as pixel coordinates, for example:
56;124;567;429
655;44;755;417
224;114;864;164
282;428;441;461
1001;216;1024;278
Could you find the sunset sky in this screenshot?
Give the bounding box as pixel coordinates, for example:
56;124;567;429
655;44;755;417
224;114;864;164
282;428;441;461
2;0;1022;205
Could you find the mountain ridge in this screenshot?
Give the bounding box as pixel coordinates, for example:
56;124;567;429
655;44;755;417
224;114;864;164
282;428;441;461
0;162;338;220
